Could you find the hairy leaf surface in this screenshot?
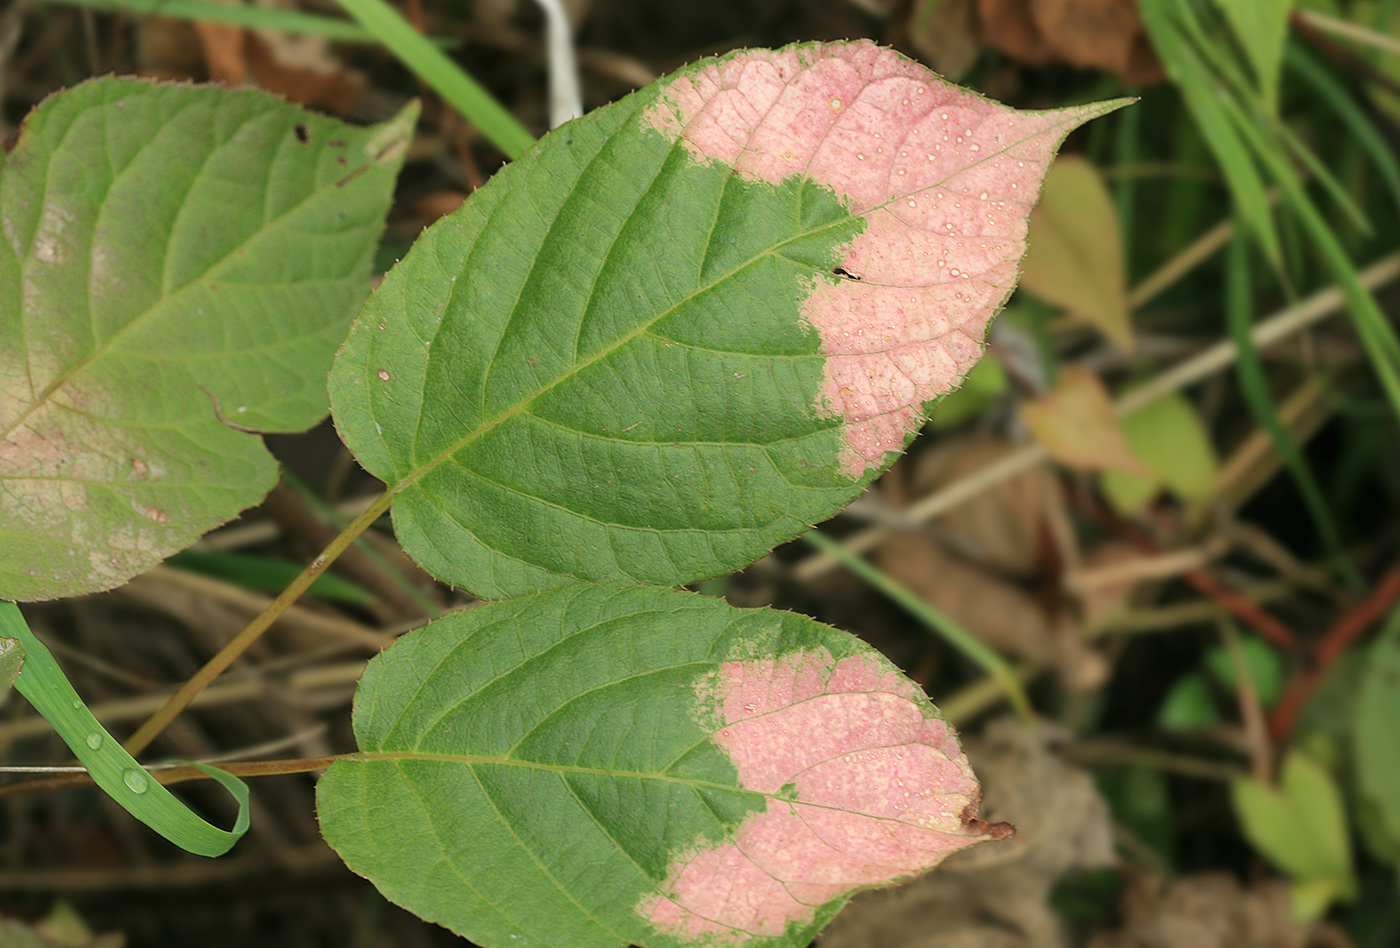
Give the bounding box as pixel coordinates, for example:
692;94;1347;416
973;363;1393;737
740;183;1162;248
0;78;412;599
331;39;1128;598
317;584;1009;948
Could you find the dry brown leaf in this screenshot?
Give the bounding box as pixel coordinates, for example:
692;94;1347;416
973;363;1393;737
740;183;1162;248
1031;0;1162;83
1022;365;1151;476
978;0;1055;65
194;19;247;86
1071;540;1150;627
414;190;470;222
906;0;981;81
1088;871;1354;948
246;31;365;115
135;18;207;81
876;531;1058;663
978;0;1164;84
874;531;1107;691
880;435;1107;691
903;434;1055;578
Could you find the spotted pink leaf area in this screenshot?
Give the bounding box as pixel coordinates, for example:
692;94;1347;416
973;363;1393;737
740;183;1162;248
647;40;1120;477
641;649;1011;944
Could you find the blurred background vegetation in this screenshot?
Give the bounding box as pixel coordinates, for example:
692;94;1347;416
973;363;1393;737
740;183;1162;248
2;1;1399;946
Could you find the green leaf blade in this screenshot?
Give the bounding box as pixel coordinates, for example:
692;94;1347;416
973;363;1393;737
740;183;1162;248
331;40;1127;598
0;78;413;600
1231;749;1357;914
1216;0;1292;114
1;601;250;856
1355;608;1400;857
317;583;1005;948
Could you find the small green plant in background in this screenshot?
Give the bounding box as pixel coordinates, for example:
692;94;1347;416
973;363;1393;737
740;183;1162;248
0;37;1125;946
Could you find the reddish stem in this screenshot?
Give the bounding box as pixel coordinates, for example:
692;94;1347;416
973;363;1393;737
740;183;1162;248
1270;556;1400;740
1073;493;1296;648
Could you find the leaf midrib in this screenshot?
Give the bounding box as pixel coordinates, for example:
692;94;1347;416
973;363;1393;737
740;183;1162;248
350;748;953;829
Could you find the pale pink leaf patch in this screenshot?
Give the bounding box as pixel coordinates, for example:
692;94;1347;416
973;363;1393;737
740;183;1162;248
640;649;1012;945
647;40;1131;477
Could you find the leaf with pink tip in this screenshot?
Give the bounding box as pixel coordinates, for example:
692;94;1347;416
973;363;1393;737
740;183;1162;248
330;39;1132;600
317;583;1010;948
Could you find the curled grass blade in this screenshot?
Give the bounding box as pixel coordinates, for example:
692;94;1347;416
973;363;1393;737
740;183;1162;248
0;602;250;856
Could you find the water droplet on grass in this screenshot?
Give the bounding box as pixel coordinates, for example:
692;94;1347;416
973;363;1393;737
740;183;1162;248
122;769;149;794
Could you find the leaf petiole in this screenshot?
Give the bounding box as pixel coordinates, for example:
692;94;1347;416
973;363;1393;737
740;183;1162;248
123;489;396;757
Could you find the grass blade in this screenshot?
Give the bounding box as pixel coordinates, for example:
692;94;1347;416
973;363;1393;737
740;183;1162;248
1139;2;1282;269
801;529;1033;722
335;0;535;158
0;602;250;856
1226;227;1357;587
1286;44;1400;221
39;0;412;43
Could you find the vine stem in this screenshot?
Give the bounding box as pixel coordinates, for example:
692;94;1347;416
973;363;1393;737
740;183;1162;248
0;753;365;798
1268;556;1400;741
122;489;397;757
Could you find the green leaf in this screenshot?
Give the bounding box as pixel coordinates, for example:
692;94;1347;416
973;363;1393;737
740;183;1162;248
1019;155;1131;351
317;583;1009;948
1101;392;1218;515
0;899;113;948
1355;607;1400;857
1231;750;1357;916
1097;765;1176;869
1204;631;1283;707
330;42;1128;599
0;78;414;601
1157;671;1220;731
1157;634;1282;731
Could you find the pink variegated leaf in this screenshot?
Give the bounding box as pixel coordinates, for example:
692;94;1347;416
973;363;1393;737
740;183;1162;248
330;39;1131;600
319;584;1012;948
